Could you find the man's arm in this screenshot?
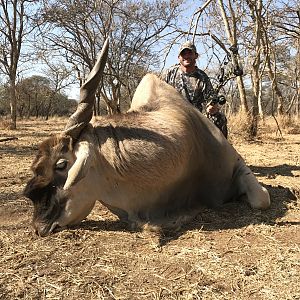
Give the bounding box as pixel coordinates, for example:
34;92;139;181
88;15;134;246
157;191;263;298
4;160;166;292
203;75;217;102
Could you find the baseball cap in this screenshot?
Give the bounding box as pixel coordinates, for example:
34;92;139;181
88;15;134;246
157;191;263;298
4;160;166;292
179;41;197;55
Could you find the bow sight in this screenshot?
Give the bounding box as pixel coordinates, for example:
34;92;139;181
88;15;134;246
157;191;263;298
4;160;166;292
209;95;227;106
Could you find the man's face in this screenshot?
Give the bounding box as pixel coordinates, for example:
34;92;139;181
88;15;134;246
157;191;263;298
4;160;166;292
178;49;198;68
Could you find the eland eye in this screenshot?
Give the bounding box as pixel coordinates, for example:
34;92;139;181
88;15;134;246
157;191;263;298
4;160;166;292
55;159;68;170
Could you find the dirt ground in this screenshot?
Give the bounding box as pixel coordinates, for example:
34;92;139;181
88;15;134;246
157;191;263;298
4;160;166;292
0;118;299;300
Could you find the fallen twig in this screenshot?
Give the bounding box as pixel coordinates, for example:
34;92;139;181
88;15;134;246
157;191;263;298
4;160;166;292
0;137;18;142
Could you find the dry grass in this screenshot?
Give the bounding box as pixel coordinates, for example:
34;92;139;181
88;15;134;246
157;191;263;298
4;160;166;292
0;117;299;300
229;112;300;141
0;118;13;130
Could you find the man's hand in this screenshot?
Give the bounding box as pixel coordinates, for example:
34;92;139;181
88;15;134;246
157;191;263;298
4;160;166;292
206;103;219;115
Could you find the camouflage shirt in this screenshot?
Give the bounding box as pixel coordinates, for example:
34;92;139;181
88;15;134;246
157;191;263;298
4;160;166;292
162;64;217;112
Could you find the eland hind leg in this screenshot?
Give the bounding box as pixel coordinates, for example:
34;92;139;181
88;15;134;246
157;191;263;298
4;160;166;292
236;164;270;209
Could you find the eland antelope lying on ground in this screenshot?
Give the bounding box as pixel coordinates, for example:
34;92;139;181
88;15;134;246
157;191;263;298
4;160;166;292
24;40;270;236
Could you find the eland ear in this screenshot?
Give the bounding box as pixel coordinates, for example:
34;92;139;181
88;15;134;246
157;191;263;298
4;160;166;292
60;135;73;152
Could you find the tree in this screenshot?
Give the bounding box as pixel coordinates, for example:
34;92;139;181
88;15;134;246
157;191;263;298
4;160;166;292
271;1;300;117
216;0;248;113
0;0;37;129
41;61;75;120
35;0;182;114
16;75;76;118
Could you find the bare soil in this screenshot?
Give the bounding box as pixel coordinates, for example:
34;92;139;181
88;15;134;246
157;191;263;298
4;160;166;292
0;118;299;300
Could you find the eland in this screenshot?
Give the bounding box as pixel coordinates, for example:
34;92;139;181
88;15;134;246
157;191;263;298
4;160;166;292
24;40;270;236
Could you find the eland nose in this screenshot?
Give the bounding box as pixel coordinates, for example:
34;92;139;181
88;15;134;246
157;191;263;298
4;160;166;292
33;223;51;237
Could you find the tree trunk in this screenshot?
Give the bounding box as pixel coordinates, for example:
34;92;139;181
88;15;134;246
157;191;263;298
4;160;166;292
236;76;248;112
45;98;52;120
217;0;248;113
258;79;264;119
9;78;17;129
246;0;264;137
251;68;260;137
297;14;300;119
96;94;100;116
263;45;285;115
27;95;31;118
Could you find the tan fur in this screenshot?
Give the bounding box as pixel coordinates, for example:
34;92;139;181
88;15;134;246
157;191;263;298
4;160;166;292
63;75;269;225
26;73;270;236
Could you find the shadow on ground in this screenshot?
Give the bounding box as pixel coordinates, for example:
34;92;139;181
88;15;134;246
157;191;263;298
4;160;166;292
75;183;299;247
250;164;300;178
156;184;299;246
